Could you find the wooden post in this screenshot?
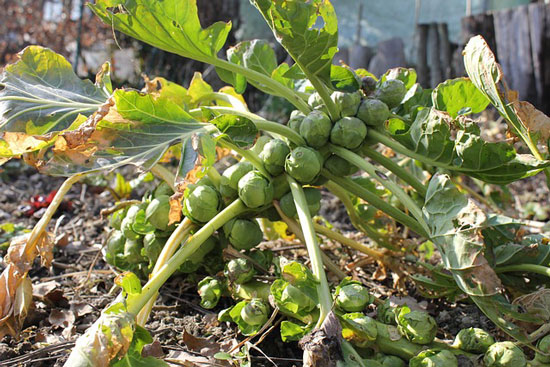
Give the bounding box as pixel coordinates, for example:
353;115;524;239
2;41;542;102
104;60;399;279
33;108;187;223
528;3;546;110
428;23;442;86
438;23;452;79
416;24;429;86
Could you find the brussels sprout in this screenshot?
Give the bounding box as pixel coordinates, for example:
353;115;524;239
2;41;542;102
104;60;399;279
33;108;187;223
198;276;223;309
153;181;174;198
362;360;383;367
331;91;361;117
299;110;332;148
109;208;126;230
121;205;142;240
142;232;165;263
396;306;437;344
308;92;325;109
335;278;374;312
341;312;378;348
237;171;274;209
453;327;495;353
279;187;321;218
324;155;358;176
104;230;126;266
145;195;171;231
272;174;291;200
179;235;217;273
124;238;144;264
250;135;272;156
285;147;323;184
183;185;221;223
219;161;254;199
409;349;458;367
330;117;367;149
377;355;405;367
225;258;256;284
376;300;397;325
288;110;306;133
356;98;390;127
223;218;264;250
362;76;378;93
483;342;526;367
374;79;407;109
240;299;269;326
259;139;291;176
279;282;317;313
535;335;550;363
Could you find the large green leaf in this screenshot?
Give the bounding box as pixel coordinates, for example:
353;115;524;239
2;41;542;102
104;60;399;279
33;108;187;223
251;0;338;88
0;46;107;134
41;90;208;176
387;108;550;184
89;0;230;63
432;77;490;118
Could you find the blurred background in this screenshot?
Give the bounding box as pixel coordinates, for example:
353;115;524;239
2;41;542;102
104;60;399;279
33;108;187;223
1;0;548;113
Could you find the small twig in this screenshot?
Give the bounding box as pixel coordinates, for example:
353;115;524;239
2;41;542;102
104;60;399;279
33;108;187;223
100;200;142;218
247;342;278;367
0;341;74;366
40;269;113;281
229;308;279;353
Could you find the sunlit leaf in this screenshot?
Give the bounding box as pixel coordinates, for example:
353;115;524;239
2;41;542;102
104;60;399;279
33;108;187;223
432;77;490;118
210;114;258;148
330;65;360;92
380;67;417;89
112;326;168;367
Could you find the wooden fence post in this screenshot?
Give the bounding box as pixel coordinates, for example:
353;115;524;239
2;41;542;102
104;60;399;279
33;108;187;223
416;24;429;86
428;23;442;86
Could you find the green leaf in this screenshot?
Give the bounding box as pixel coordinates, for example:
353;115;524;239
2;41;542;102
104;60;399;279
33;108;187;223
388;108;550;184
176;136;199;183
330;65;360;92
280;320;311;342
186;72;214;106
251;0;338;86
111;326;168;367
210;114;258;148
432;77;490;118
41;89;207;176
89;0;230;63
116;272;142;295
0;46;107;134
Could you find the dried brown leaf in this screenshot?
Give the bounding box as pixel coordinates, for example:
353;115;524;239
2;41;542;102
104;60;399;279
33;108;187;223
182;331;221;357
168;192;184;226
513;100;550;140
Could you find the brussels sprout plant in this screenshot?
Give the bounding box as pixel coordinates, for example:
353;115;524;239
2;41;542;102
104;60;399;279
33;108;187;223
2;0;550;366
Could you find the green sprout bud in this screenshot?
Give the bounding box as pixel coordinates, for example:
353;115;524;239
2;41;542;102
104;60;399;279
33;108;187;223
280;283;317;313
145;195;171;231
121;205;141;240
285;147;323;184
409;350;458;367
341;312;378;348
240;299;269;326
279;187;322;218
219;161;254;199
396;306;437;345
453;327;495;353
153;181;174;198
357;98;390;127
272;174;291;200
335;281;374;312
223;218;264;250
376;300;397;325
224;258;256;284
324;155;358;176
109;209;126;230
124;238;143;264
308;92;324;109
104;230;125;266
259;139;291;176
374;79;407;109
330;117;367;149
535;335;550;363
332;91;362;117
483;342;526;367
142;233;165;263
378;356;405;367
250;135;272;156
183;185;221;223
299;110;332;148
198;276;223;309
288;110;306;133
238;171;274;208
179;235;217;273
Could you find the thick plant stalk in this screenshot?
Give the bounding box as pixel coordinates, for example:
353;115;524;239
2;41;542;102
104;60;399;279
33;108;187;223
287;176;332;328
149;164;176;191
217;139;271;178
361;146;427;197
330;145;430;236
496;264;550;279
136;218;194;326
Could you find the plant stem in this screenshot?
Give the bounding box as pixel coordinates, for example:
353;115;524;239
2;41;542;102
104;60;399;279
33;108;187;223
217;138;271;178
127;199;247;316
496;264;550;279
322;170;429;238
330;145;430;236
361;146;427;197
23;173;84;257
136;218;195;326
150;164;176;191
286;175;332;328
312;223;386;262
308;76;339;121
212;58;311;114
199;106;306;146
206;166;222;189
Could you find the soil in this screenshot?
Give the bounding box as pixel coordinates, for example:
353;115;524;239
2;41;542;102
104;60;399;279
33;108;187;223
0;158;547;366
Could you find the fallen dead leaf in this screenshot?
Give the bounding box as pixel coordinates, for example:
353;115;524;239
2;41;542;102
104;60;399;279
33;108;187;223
182;330;221;357
49;309;76;339
70;301;94;318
